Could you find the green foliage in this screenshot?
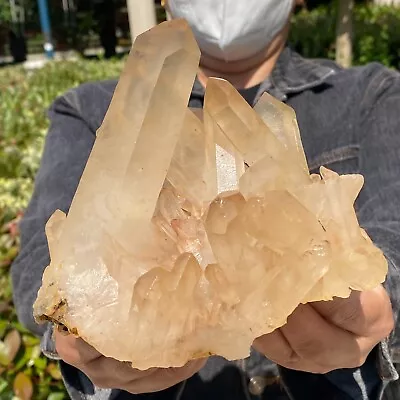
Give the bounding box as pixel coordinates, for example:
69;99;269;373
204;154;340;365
0;0;37;28
291;4;400;69
353;5;400;68
0;3;399;397
0;0;12;23
0;56;123;399
0;210;68;400
0;58;124;211
290;5;337;60
51;9;97;54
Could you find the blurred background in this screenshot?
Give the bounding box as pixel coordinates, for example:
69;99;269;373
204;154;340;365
0;0;400;398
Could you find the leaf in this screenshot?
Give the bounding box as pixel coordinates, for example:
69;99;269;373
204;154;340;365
0;302;9;314
13;372;33;400
0;320;8;338
33;355;47;371
21;335;39;347
47;392;66;400
10;322;30;336
46;363;62;380
13;345;33;371
0;341;9;366
47;363;62;381
26;344;41;368
0;376;8;392
4;330;21;362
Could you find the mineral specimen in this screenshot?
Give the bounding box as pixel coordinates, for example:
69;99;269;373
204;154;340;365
33;19;388;370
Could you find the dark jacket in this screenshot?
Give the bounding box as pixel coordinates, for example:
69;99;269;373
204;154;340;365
11;48;400;400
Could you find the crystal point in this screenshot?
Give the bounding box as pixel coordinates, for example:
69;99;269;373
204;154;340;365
34;20;388;370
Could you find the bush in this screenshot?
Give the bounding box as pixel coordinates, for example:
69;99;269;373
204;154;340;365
1;3;400;397
290;4;400;69
0;57;123;399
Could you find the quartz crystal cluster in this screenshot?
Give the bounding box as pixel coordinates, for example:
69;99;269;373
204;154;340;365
34;19;388;370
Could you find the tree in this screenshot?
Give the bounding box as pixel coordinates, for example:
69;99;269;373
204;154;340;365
336;0;354;67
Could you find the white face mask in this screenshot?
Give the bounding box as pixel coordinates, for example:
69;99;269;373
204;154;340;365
167;0;294;62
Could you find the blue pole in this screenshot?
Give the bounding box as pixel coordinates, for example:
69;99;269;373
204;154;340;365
37;0;54;59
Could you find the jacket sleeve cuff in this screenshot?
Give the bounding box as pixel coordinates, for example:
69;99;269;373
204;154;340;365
377;339;398;382
40;323;61;360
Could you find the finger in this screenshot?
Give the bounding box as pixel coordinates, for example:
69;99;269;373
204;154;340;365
279;336;378;373
280;304;365;369
85;357;156;389
311;286;393;337
253;329;338;373
253;329;299;365
55;330;102;367
123;359;206;394
55;327;206;393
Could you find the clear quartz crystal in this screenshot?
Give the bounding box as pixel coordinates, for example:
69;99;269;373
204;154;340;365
34;19;388;370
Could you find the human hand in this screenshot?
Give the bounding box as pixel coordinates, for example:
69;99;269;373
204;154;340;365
54;329;206;393
253;285;393;374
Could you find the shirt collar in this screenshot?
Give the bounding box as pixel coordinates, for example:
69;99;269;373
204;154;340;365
268;47;336;101
191;47;336;102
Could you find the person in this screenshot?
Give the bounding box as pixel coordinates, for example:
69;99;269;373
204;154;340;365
10;0;400;399
93;0;117;59
8;28;27;63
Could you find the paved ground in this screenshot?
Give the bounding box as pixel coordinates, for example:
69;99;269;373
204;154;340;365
0;46;131;70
